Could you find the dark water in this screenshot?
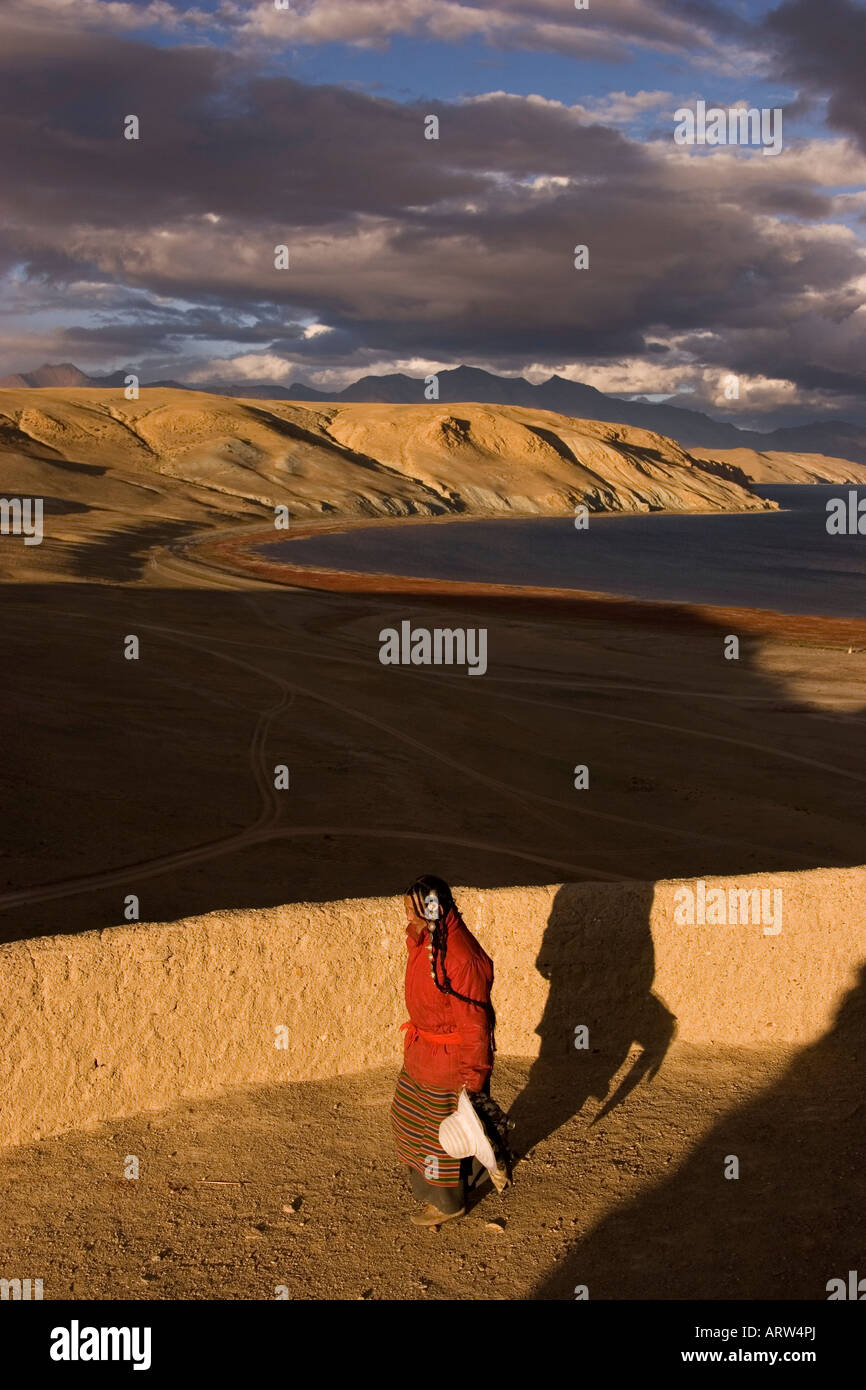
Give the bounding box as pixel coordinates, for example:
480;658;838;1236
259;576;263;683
262;485;866;618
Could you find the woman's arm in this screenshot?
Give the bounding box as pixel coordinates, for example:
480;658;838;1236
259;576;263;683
447;957;494;1092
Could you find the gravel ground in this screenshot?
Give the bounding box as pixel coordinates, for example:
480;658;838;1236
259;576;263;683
2;1042;834;1302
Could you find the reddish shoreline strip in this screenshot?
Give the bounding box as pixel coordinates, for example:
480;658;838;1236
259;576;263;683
187;519;866;649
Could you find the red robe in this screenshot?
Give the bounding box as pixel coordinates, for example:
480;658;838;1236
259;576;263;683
402;908;494;1093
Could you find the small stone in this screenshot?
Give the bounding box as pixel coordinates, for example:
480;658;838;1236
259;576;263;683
485;1219;506;1233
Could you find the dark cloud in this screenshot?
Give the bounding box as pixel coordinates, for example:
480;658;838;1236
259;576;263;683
764;0;866;151
0;10;863;418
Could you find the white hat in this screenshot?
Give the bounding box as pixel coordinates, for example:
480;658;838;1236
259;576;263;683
439;1089;499;1174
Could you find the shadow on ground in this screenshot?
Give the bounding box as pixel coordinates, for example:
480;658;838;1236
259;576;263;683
532;962;866;1300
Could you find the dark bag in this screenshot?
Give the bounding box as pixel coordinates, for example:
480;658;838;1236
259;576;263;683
468;1091;514;1191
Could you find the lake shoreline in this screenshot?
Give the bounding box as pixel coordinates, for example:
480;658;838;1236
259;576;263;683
181;507;866;651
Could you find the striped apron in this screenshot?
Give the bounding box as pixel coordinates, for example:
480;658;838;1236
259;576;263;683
390;1068;461;1190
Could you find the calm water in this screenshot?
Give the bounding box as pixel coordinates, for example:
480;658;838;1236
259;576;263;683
262;485;866;619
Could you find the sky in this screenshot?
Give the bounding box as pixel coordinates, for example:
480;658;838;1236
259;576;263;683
1;0;865;427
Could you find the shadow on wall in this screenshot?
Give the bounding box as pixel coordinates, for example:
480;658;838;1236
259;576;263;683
532;961;866;1301
508;882;676;1158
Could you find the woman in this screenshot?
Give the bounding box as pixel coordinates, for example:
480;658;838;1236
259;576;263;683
390;874;498;1228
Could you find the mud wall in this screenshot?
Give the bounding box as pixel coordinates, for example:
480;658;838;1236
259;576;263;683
0;866;863;1147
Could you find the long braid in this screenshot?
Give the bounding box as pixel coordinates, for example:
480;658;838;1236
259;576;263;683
432;919;497;1039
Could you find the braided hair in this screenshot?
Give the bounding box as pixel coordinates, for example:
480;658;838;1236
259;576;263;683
406;875;497;1043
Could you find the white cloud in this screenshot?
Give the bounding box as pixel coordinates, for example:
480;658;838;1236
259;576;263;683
186;353;295;384
578;90;673;126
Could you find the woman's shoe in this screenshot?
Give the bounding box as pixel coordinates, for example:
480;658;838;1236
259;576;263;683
410;1203;466;1227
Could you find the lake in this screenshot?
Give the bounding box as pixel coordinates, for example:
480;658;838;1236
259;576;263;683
261;485;866;619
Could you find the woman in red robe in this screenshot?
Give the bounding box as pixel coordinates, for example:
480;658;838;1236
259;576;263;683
390;875;496;1227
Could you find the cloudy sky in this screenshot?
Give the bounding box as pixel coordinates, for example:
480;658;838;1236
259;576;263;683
2;0;865;426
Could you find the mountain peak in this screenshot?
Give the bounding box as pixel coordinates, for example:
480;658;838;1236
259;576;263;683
0;361;93;388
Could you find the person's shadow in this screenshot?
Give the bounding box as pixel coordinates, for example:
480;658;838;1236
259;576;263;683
507;881;676;1159
532;960;866;1299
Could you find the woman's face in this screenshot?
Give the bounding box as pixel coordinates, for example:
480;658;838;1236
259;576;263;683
404;890;440;930
404;893;425;933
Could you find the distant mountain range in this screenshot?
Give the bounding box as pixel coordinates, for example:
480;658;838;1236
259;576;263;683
4;361;866;463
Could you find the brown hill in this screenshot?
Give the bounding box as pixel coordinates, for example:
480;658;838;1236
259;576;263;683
690;446;866;485
0;388;774;552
